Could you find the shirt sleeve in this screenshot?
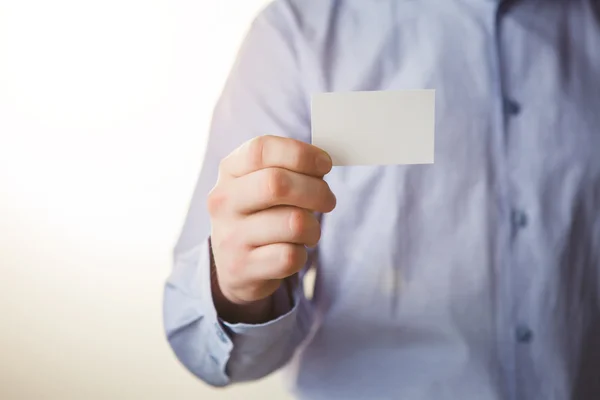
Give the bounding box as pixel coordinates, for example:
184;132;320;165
162;2;315;387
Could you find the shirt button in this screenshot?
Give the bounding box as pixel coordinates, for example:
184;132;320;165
511;209;528;229
215;323;228;343
515;325;534;343
504;98;521;116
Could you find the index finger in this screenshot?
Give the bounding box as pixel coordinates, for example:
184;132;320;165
220;135;332;179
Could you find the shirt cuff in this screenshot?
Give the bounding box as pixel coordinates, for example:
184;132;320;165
199;240;302;356
165;241;233;386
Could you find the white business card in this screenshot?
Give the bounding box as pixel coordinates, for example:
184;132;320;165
311;90;435;166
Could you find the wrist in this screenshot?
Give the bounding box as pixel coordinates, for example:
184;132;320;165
209;252;274;324
213;281;274;324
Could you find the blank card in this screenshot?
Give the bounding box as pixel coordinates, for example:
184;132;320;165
311;90;435;166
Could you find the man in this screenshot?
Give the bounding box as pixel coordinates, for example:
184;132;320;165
163;1;600;399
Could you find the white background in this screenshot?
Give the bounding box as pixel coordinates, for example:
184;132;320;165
0;0;292;398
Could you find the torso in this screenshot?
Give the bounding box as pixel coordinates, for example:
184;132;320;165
282;1;600;399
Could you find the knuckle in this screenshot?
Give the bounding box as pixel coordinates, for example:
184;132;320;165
280;245;306;274
265;169;289;200
247;136;269;170
207;186;227;215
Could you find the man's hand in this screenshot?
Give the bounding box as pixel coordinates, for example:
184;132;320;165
207;135;336;323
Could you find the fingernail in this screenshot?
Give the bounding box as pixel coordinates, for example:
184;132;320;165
316;153;332;172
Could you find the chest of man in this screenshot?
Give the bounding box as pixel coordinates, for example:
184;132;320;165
289;2;600;399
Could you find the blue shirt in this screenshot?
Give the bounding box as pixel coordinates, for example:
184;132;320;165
163;1;600;399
